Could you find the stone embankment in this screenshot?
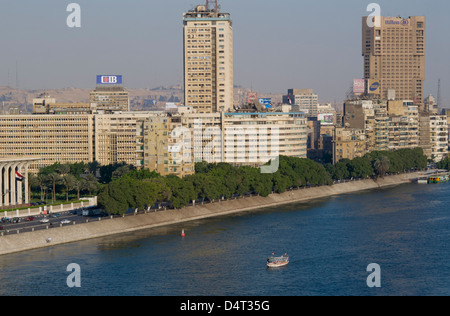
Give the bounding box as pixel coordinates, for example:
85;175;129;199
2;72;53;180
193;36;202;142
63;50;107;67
0;172;421;256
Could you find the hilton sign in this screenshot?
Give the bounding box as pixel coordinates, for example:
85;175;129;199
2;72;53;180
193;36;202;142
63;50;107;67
385;19;410;26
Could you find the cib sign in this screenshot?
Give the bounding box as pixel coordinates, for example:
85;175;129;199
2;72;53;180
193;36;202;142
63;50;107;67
97;75;123;85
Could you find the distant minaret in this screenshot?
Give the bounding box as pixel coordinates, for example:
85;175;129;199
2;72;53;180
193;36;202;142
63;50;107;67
16;60;19;89
437;79;441;108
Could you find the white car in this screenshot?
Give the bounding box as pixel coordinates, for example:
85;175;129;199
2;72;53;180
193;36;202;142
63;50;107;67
40;218;50;223
61;219;72;225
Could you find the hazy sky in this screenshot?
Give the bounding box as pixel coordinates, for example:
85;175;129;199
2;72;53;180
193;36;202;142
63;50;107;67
1;0;449;104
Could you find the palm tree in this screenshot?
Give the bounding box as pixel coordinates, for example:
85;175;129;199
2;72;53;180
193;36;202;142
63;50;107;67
28;173;40;202
47;173;62;202
62;174;76;202
37;173;48;201
73;178;83;200
374;156;390;179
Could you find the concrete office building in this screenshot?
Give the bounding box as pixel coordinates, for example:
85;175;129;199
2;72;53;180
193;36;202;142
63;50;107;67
362;16;425;105
183;3;234;113
0;113;153;173
90;86;130;113
0;114;95;172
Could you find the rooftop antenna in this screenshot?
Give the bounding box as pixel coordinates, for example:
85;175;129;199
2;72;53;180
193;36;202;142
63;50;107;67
437;78;441;108
206;0;218;12
16;60;19;90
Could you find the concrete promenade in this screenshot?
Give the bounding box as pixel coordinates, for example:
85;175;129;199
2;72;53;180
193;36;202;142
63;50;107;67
0;172;422;256
1;198;97;219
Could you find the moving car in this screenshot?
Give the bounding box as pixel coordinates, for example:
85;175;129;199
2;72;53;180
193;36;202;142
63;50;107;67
61;219;72;225
40;217;50;223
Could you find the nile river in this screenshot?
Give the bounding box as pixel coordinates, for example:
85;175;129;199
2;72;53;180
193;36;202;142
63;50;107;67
1;182;449;296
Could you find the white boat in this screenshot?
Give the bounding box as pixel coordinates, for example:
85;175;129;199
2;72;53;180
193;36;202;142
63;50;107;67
267;253;289;268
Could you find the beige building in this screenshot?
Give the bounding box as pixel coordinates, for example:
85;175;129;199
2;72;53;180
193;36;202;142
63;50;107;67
333;127;366;164
90;86;130;112
283;89;319;116
0;107;307;177
144;108;308;175
362;16;425;105
343;99;389;152
144;113;196;178
419;113;448;161
0;113;151;173
32;94;91;115
0;114;95;172
94;113;149;168
183;4;233;113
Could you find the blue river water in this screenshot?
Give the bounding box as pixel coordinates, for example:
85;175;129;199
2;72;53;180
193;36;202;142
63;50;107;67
0;182;449;296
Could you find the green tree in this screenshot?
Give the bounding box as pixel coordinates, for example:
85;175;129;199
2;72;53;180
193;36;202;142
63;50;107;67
81;174;98;197
62;174;76;202
373;156;390;178
165;176;196;208
46;172;62;202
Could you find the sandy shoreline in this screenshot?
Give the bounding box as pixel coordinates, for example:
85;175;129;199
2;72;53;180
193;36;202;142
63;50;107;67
0;172;421;256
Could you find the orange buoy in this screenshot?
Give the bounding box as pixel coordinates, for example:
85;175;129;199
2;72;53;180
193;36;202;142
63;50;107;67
181;229;185;237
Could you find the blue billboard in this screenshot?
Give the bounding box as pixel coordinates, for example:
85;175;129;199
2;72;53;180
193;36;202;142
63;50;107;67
258;98;272;108
96;75;123;85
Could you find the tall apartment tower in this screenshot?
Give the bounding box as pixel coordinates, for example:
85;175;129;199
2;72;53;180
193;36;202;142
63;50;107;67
183;2;233;113
362;16;425;106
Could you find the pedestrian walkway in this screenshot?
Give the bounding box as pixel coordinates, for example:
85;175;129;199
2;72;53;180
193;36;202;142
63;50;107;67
1;197;97;219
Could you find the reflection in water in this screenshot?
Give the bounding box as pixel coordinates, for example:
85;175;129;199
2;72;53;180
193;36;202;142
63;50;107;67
0;183;449;296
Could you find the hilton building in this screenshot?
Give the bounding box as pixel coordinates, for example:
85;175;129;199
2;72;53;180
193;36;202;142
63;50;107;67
362;16;425;105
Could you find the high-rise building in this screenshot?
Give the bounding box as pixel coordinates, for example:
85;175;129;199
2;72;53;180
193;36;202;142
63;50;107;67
283;89;319;116
362;16;425;105
183;3;233;113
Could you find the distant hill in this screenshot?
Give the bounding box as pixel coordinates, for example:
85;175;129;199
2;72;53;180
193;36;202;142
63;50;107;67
0;85;285;113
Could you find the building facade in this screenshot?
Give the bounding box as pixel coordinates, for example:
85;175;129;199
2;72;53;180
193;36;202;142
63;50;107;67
362;16;425;104
332;127;366;164
183;4;234;113
90;86;130;113
283;89;319;116
144;108;308;175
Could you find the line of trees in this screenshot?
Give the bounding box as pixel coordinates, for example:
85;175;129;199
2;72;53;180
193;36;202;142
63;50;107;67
325;148;428;180
38;148;427;215
436;157;450;170
97;156;334;215
29;162;140;203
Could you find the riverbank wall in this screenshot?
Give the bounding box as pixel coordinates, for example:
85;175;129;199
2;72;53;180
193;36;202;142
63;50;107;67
0;172;421;256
